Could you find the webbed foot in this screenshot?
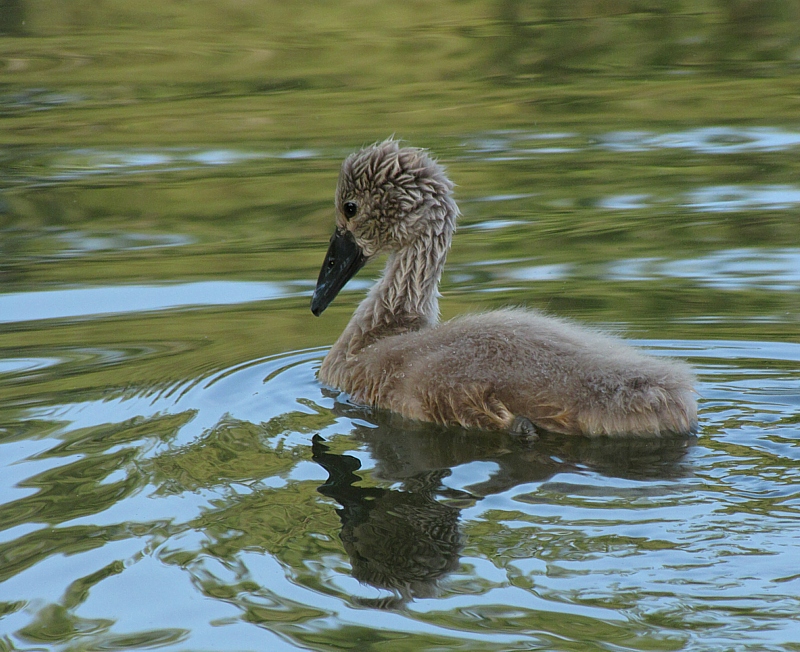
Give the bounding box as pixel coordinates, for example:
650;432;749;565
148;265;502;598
510;416;539;442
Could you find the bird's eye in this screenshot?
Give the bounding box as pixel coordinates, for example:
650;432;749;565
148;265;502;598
343;201;358;219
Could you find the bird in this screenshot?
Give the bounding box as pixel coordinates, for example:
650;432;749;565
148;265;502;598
310;139;697;438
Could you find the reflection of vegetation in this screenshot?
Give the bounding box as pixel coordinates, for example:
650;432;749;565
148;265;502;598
0;409;193;584
1;2;799;648
2;1;800;145
0;358;788;648
0;414;183;532
0;524;127;585
141;408;695;646
151;409;335;491
11;560;186;650
2;2;799;386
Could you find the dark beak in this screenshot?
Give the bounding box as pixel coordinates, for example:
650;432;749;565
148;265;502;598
311;229;368;316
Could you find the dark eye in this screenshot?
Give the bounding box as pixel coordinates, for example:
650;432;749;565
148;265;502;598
343;201;358;219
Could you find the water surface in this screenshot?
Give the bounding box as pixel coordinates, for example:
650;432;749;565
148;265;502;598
2;3;800;651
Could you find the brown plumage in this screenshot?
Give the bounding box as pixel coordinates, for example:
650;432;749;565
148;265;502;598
311;139;697;437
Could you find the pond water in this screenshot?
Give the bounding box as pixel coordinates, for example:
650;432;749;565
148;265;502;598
2;3;800;650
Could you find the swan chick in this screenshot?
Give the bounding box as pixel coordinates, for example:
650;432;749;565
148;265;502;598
311;139;697;437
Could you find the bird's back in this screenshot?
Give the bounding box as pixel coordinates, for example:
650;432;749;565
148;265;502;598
344;308;697;436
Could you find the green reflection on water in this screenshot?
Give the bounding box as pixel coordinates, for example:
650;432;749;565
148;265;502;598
2;1;800;145
1;1;800;651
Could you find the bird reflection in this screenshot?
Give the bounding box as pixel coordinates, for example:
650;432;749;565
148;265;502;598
313;397;695;606
330;398;695;493
312;435;463;608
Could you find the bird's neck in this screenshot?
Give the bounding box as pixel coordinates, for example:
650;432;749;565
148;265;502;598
328;228;451;360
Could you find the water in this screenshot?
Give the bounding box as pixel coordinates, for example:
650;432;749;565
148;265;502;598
2;3;800;650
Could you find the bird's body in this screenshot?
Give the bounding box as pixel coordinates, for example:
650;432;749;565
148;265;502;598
311;140;697;437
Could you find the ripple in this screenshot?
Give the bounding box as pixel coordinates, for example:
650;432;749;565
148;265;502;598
0;228;194;265
600;127;800;154
464;132;581;160
55;230;193;255
0;147;320;187
0;344;192;385
504;263;572;282
684;339;800;364
597;193;651;210
0;87;85;113
471;193;536;203
461;219;527;231
0;281;303;324
465;127;800;161
46;148;267;182
597;184;800;213
686;184;800;212
0;358;60;375
606;248;800;291
40;348;328;454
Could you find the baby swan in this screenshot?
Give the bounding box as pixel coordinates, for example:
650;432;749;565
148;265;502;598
311;139;697;437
